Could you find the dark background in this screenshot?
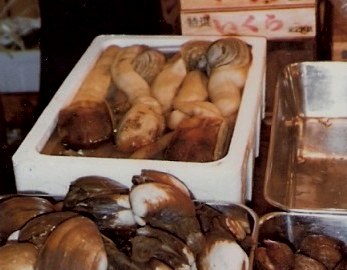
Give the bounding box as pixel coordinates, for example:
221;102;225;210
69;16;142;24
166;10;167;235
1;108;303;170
38;0;167;113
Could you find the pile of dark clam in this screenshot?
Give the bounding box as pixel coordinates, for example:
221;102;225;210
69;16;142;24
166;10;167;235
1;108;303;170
254;234;347;270
0;170;252;269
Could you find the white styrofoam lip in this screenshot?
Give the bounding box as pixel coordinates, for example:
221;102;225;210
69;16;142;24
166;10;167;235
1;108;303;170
12;35;266;202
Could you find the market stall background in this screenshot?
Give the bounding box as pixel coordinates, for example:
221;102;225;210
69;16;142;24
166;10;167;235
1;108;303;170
0;0;346;210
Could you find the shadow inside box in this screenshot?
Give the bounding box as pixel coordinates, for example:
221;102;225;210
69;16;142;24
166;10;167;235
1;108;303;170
0;92;39;194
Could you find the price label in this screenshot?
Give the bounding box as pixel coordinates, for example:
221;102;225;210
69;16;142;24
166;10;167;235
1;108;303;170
180;7;316;39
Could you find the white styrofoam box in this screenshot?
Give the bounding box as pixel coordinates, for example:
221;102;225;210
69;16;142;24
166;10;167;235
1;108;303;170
0;49;40;92
181;7;317;40
180;0;315;12
12;35;266;202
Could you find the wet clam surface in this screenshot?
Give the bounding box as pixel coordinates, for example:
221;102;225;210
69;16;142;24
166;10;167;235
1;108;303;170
254;234;347;270
0;170;255;269
42;37;252;163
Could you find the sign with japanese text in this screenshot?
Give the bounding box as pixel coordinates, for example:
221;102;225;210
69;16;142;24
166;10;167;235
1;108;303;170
180;0;316;12
181;7;316;39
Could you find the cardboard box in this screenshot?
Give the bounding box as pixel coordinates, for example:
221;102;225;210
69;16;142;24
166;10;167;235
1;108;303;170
0;50;40;93
181;7;317;39
12;35;266;203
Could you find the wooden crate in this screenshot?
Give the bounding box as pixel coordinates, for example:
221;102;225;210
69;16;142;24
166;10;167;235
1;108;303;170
180;6;317;39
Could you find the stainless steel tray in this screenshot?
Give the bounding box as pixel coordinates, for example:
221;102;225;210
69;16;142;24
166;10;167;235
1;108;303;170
265;61;347;213
258;211;347;250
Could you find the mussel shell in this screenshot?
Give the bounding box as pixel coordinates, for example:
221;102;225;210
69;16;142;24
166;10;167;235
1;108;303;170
35;215;107;270
0;196;55;245
0;242;38;269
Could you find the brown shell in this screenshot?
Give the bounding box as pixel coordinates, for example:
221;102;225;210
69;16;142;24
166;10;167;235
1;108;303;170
63;175;129;208
132;48;166;84
0;196;55;245
299;234;343;270
18;211;78;249
57;100;113;149
35;216;107;270
206;37;252;70
0;242;38;269
180;40;211;72
294;254;327;270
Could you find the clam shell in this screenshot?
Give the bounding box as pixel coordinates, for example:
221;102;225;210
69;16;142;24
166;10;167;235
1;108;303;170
69;194;137;230
164;116;230;162
129;181;204;255
206;38;251;71
0;242;38;270
35;216;107;270
0;196;55;245
197;233;249;270
57;100;113;149
180;40;211;72
298;234;343;270
255;239;295;270
131;226;195;269
102;234;144;269
206;38;252;120
132;48;166;85
129;182;195;220
294;254;327;270
132;169;191;198
63;175;129;208
18;211;78;249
